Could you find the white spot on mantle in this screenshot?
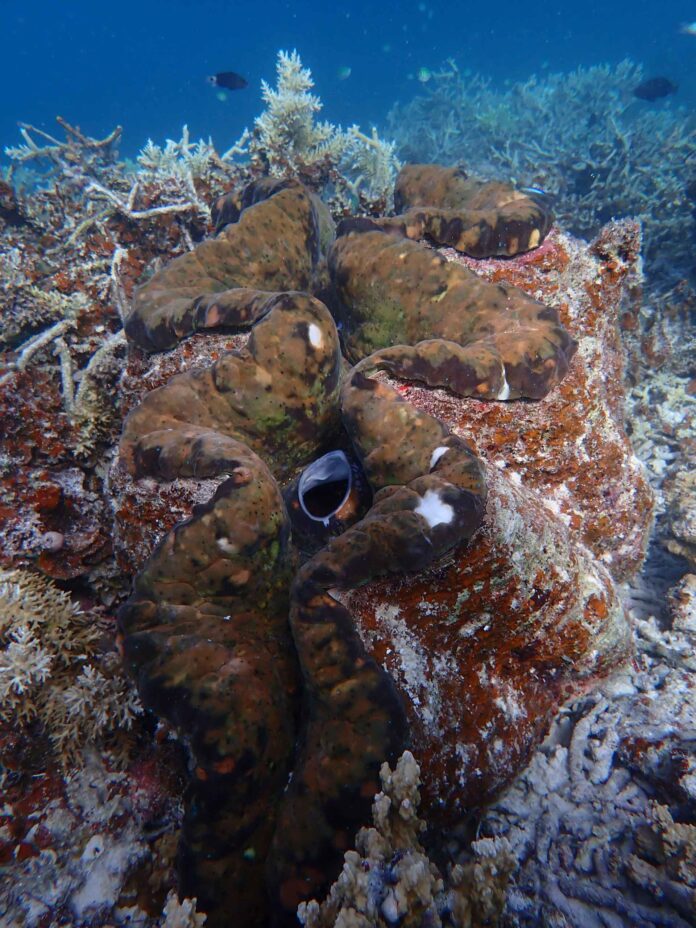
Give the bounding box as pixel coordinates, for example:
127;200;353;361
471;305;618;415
429;446;449;470
216;537;238;555
496;366;511;400
308;323;323;348
414;489;454;528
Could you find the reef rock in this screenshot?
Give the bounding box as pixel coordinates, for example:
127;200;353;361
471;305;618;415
344;463;631;819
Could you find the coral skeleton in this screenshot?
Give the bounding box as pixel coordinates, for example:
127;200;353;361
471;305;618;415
159;891;207;928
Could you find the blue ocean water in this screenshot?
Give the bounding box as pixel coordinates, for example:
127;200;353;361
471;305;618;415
0;0;694;159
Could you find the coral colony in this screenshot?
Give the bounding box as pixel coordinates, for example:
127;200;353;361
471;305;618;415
0;49;694;928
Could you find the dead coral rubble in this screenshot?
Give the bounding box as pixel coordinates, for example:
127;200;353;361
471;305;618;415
479;582;696;928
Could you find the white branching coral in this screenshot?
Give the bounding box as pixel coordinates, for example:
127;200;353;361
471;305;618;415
138;127;219;182
134;125;240;226
240;49;400;205
299;751;515;928
341;126;402;203
253;50;343;172
0;567;142;768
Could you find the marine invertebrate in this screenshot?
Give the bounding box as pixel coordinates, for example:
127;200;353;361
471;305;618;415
329;226;574;397
123;180;334;353
298;751;515;928
0;567;141;768
113;172;622;927
376;163;554;257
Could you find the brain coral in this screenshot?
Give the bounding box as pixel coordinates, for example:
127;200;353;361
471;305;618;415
113;167;628;926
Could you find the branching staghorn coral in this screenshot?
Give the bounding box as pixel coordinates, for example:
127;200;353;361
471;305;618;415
0;567;142;768
252;50;344;171
298;751;515;928
387;59;696;290
237;50;400;207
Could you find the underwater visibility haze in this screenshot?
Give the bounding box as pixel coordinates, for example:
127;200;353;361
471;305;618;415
0;2;695;928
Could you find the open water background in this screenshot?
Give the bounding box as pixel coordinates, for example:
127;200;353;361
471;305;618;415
0;0;694;159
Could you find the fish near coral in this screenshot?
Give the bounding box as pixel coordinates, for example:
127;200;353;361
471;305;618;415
633;76;678;101
207;71;248;91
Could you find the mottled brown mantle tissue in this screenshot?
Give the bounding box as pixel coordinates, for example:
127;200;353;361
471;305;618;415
108;169;643;927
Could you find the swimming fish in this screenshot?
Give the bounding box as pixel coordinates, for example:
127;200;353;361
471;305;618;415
633;77;677;101
519;185;556;206
207;71;248;91
519;185;548;197
337;66;352;80
680;21;696;35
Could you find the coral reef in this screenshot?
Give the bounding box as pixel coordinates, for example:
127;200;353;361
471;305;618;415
298;751;515;928
477;581;696;927
2;45;688;928
387;59;696;290
0;567;141;767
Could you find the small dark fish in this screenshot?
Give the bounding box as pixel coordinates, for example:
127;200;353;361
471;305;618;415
207;71;248;91
633;77;677;101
